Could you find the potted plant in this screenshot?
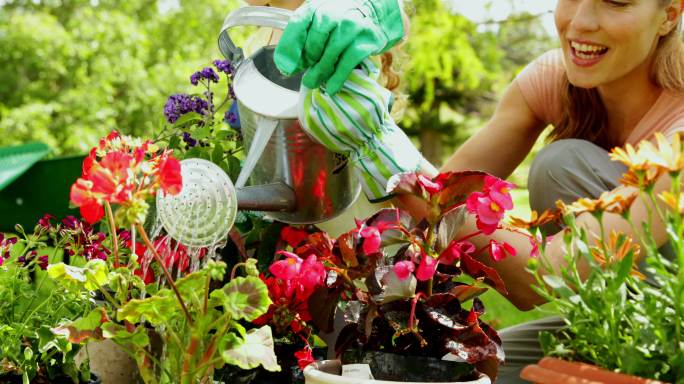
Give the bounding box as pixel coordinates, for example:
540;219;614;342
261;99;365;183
261;171;528;383
0;217;99;383
36;128;280;384
518;133;684;383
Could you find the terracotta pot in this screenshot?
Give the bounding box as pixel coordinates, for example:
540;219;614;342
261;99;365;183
304;360;491;384
520;357;668;384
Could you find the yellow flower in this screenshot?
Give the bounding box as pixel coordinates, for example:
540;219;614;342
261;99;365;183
610;132;684;174
659;191;684;212
590;230;645;279
610;143;652;171
641;132;684;173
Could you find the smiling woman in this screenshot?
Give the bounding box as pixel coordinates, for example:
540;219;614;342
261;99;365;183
269;0;684;382
551;0;684;149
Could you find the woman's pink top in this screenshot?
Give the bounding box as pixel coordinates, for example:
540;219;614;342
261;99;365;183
515;49;684;144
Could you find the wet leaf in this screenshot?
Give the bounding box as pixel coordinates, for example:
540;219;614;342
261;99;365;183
52;308;107;343
221;326;281;372
47;259;108;291
434;171;488;212
212;276;270;321
460;254;507;294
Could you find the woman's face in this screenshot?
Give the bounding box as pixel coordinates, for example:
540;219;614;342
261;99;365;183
555;0;674;89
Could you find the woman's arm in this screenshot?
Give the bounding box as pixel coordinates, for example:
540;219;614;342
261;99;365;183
440;81;547;179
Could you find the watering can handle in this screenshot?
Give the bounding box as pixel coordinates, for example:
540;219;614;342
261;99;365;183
218;6;293;63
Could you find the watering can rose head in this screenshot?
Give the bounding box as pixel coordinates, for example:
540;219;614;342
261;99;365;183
70;130;182;225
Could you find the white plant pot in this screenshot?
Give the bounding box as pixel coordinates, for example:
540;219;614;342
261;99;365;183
304;360;491;384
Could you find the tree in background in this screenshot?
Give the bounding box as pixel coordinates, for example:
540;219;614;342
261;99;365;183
0;0;554;160
399;0;555;166
0;0;240;155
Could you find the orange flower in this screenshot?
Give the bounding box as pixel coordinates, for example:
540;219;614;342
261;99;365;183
590;231;645;279
619;167;664;189
509;209;560;230
557;187;638;217
642;132;684;173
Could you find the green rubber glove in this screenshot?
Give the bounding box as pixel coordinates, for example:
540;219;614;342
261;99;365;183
274;0;404;95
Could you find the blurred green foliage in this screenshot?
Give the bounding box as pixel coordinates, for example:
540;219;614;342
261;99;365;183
0;0;241;155
400;0;555;165
0;0;554;162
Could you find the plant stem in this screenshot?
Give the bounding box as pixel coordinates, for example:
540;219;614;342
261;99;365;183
203;273;211;315
104;202;120;267
136;223;193;325
408;292;425;330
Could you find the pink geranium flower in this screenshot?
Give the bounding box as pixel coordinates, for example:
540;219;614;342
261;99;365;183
484;176;515;210
299;255;327;294
440;240;476;265
393;260;415;281
416;255;439;281
488;240;516;262
360;226;381;255
270;251;303;280
418;174;443;195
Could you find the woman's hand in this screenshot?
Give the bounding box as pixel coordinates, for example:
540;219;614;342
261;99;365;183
274;0;405;94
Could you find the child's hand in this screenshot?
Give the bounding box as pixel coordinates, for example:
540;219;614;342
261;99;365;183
274;0;405;95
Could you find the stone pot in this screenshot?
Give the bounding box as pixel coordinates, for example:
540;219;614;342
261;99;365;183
76;339;140;384
304;360;491;384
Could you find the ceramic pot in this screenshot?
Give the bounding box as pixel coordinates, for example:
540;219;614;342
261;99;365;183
304;360;491;384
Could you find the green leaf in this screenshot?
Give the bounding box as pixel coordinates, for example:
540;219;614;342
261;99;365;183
610;250;634;291
211;143;224;163
193;123;212;140
101;322;150;349
435;206;467;252
172;112;204;128
47;259;108;291
116;293;177;325
168;133;180;150
542;275;574;299
211;276;270;321
221;326;280;372
379;269;416;303
52;308;106;343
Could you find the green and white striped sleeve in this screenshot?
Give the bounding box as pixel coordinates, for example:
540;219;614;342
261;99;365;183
298;59;425;202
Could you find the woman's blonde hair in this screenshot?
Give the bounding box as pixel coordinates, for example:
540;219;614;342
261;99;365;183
550;0;684;149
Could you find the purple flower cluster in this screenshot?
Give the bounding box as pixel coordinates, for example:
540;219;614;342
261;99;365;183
164;94;210;124
191;67;220;86
224;110;238;126
182;132;197;147
18;250;48;270
213;59;234;75
60;216;110;261
0;233;18;267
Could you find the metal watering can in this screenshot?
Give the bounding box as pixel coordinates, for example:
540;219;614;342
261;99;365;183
218;6;360;224
155;7;361;248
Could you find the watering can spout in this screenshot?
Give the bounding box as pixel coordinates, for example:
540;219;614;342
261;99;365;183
236;183;296;212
